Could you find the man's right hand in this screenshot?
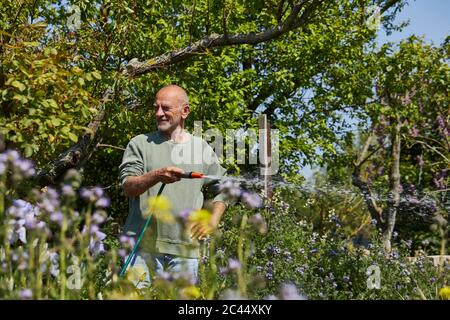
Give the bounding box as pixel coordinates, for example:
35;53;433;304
156;166;184;184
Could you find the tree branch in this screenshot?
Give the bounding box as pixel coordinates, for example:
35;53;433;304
123;0;324;77
34;88;114;187
352;129;384;224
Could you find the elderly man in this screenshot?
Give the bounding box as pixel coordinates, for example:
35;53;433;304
119;85;228;287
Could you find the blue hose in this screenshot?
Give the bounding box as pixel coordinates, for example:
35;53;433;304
119;183;166;277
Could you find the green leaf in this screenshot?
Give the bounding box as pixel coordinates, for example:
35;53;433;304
24;145;33;157
23;41;39;47
68;132;78;142
47;99;58;109
11;80;26;91
91;71;102;80
51;118;61;127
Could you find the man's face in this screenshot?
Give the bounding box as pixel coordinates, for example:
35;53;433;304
154;91;186;133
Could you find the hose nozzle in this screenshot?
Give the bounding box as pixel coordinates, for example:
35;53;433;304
180;171;204;179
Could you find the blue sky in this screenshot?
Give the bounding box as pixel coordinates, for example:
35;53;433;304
377;0;450;45
302;0;450;182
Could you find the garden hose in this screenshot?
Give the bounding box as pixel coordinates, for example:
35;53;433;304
119;172;204;278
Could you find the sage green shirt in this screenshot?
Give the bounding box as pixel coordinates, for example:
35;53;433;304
119;131;228;258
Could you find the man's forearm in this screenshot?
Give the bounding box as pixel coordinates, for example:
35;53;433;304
123;170;160;198
210;201;227;227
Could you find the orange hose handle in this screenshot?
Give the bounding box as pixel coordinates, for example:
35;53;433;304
180;171;204;179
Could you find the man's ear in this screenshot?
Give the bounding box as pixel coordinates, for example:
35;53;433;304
181;104;190;119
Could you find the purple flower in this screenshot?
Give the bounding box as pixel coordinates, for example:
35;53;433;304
118;249;127;258
119;234;136;249
178;208;193;223
219;180;242;198
0;150;36;179
46;187;60;201
7;219;27;244
38;198;55;213
279;284;307;300
7;199;35;219
82;225;106;256
80;187;105;203
390;251;400;260
249;213;264;224
50;211;64;225
249;213;267;233
92;187;105;198
80;188;94;201
228;258;241;271
89;240;105;255
19;289;33;299
16;158;35;177
61;184;76;197
241;191;262;209
23;212;39;229
6;150;20;161
95;197;110;209
92;211;106;225
268;245;281;256
328;249;337;256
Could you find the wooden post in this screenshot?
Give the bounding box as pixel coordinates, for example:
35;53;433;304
259;114;273;202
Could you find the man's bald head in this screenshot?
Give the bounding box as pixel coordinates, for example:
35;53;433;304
156;85;189;107
154;85;190;134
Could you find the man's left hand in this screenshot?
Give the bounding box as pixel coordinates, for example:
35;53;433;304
190;221;216;240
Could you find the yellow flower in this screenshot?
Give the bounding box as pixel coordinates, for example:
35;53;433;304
439;286;450;300
126;265;147;283
108;290;142;300
180;286;201;299
145;195;174;223
188;209;211;225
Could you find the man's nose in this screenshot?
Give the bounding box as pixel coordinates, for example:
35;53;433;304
155;106;165;117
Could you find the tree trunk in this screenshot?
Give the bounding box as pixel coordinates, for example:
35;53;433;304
382;119;402;252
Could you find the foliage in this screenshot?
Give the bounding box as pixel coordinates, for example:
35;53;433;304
2;149;448;300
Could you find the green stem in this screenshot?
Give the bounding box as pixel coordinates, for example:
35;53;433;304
35;235;46;299
206;237;217;300
59;215;68;300
237;214;248;296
